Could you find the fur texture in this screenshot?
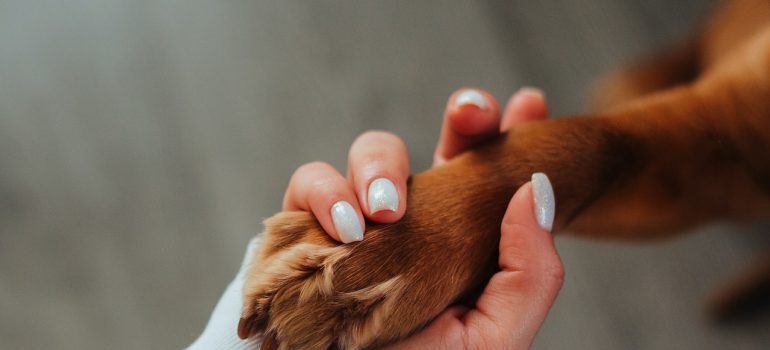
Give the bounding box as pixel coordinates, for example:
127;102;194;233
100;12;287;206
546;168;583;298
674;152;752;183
240;1;770;348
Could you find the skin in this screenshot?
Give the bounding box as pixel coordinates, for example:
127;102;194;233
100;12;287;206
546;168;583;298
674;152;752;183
242;4;770;346
282;87;562;349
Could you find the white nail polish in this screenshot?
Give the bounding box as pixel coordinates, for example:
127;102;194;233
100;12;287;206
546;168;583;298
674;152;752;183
368;178;399;214
531;173;555;232
455;89;488;109
331;201;364;243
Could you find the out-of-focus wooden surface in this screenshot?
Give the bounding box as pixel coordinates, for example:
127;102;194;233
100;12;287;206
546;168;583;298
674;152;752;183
1;1;769;349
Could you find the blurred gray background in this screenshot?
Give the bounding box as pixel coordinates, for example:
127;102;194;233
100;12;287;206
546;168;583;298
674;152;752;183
2;0;770;349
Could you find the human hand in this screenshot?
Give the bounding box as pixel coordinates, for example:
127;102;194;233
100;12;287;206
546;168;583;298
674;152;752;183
385;175;562;349
386;87;560;349
282;86;560;349
186;87;554;350
283;87;549;243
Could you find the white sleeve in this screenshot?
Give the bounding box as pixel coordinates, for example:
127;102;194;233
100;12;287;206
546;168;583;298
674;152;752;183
185;238;262;350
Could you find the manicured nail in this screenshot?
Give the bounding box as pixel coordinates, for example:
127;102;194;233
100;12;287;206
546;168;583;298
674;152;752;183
518;86;546;101
531;172;555;232
368;178;399;214
331;201;364;243
455;89;488;109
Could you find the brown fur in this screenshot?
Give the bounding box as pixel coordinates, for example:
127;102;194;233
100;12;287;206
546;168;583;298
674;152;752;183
239;1;770;348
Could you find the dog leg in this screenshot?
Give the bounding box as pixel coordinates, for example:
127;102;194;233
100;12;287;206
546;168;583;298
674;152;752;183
239;28;770;349
591;40;699;112
239;100;769;349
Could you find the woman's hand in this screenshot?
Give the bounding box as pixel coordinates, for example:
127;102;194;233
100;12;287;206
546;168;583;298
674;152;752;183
285;87;549;242
186;87;555;350
386;174;562;349
286;86;558;349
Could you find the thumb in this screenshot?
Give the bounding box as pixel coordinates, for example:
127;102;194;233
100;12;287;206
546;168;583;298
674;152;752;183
464;173;563;348
497;173;560;290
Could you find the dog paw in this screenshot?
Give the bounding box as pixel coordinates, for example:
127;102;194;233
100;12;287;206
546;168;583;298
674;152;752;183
237;160;510;349
237;209;493;350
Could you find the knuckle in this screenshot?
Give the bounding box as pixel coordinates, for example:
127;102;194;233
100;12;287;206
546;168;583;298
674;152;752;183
293;161;333;177
542;260;565;288
307;176;339;196
353;130;407;151
359;151;389;166
302;171;344;199
380;131;408;150
350;132;409;179
290;162;345;201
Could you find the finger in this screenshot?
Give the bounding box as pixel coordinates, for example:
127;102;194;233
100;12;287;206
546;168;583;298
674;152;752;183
500;87;549;132
433;88;501;166
282;162;365;243
463;173;562;348
347;131;409;223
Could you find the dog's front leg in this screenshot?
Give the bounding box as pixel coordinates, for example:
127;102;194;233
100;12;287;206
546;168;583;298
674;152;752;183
238;45;770;347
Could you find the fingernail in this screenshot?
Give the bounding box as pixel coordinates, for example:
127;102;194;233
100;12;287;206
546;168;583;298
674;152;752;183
368;178;399;214
455;89;488;109
531;172;555;232
331;201;364;243
517;86;546;101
